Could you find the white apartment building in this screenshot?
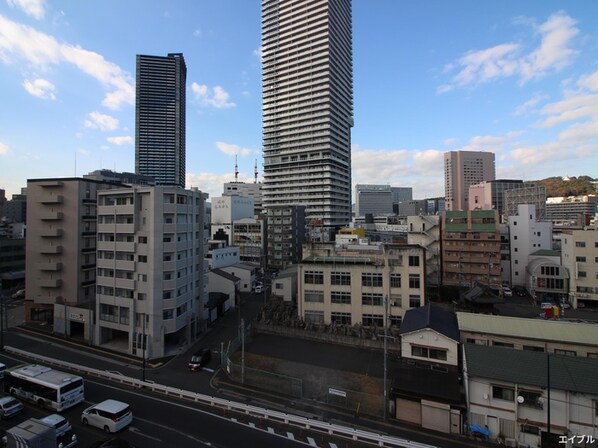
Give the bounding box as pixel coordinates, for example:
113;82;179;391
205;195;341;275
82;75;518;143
407;215;441;291
262;0;354;239
95;186;208;359
561;226;598;308
508;204;553;287
298;241;426;326
210;196;254;244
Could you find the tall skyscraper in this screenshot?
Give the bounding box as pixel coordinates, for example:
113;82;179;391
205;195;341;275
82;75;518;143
444;151;495;211
135;53;187;188
262;0;353;240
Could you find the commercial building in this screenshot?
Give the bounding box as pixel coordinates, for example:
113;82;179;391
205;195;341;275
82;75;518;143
210;196;254;245
504;185;547;221
468;179;537;222
232;217;267;269
298;240;426;326
135;53;187;188
444;151;495;211
441;210;501;288
223;181;263;216
95;186;208;359
546;195;598;227
354;184;393;217
262;0;353;239
84;169;156;187
391;187;413;214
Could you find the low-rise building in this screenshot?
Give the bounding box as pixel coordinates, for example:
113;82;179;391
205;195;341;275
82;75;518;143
271;266;298;302
561;226;598;308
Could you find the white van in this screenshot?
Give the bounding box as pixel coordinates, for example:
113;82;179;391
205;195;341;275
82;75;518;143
81;399;132;433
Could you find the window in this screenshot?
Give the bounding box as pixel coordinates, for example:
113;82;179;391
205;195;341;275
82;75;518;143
409;274;420;289
362;314;383;327
493;341;514;348
554;349;576;356
390;274;401;288
576;241;586;248
163;309;174;320
577;256;587;262
408;255;420;267
520;424;540;435
518;390;543;409
138;255;147;263
138;236;147;244
411;345;447;361
331;291;351;304
331;312;351;325
492;385;515;402
304;271;324;284
304;311;324;324
331;272;351;285
362;293;383;306
523;345;544;352
409;296;421;308
304;291;324;303
362;273;383;287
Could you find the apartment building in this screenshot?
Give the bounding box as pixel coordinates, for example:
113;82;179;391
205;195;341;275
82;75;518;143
441;210;501;288
298;240;426;326
444;151;495;211
561;226;598;308
95;186;207;359
267;205;305;271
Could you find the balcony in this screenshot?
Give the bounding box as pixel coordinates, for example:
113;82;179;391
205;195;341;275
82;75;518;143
40;195;63;204
82;246;96;254
40;278;62;288
41;228;63;238
40;245;62;254
39;262;63;272
81;279;95;287
40;212;63;221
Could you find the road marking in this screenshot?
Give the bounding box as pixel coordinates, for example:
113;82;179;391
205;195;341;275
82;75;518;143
133;416;212;446
287;432;295;440
249;422;256;428
267;427;275;434
231;418;237;422
203;367;215;373
329;444;338;448
307;437;317;446
129;426;162;442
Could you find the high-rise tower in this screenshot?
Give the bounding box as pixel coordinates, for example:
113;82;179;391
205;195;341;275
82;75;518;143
135;53;186;188
444;151;495;211
262;0;353;240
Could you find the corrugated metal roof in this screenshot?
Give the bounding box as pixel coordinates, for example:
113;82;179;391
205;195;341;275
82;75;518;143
457;312;598;346
464;343;598;395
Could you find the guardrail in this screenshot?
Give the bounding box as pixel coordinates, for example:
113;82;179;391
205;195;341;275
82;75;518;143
5;346;437;448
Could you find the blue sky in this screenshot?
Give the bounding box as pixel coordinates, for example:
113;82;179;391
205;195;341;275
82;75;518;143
1;0;597;201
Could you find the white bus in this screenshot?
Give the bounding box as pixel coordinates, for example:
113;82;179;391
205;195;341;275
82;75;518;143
4;364;84;411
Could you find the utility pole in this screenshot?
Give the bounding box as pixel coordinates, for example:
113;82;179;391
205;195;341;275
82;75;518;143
142;314;146;383
241;318;245;384
383;295;388;421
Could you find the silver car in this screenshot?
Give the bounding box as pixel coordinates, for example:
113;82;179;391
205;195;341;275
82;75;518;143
0;396;24;419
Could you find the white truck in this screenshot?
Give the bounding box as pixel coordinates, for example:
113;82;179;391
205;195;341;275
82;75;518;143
3;418;77;448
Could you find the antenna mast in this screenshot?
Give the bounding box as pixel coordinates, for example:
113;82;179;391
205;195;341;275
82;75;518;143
235;155;239;182
254;159;258;184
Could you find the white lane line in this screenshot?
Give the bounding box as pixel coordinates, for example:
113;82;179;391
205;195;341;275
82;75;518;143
267;427;275;434
248;422;256;428
307;436;317;446
329;443;338;448
287;432;295;440
129;426;162;442
203;367;215;373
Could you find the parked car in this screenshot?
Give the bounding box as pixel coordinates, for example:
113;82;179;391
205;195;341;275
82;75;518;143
502;287;513;297
0;396;24;419
188;348;211;371
11;289;25;300
40;413;72;438
254;284;264;294
81;400;133;433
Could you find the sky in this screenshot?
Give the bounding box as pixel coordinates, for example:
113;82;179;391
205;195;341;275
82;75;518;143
1;0;598;201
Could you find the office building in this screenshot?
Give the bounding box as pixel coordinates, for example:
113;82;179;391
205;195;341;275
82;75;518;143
546;195;598;227
391;187;413;214
96;186;208;359
223;182;263;216
444;151;495;211
210;196;254;245
298;240;426;326
84;169;156;187
267;205;306;271
468;179;537;222
355;184;393;217
504;185;547;221
135;53;187;188
262;0;354;240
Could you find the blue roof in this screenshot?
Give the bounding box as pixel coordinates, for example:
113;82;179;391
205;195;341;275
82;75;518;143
399;304;460;342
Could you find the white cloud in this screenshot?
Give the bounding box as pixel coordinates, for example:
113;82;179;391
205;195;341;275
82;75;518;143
107;136;133;145
193;28;202;38
0;15;134;109
7;0;45;20
440;12;579;92
191;82;236;109
215;141;253;157
84;112;119;131
22;77;56;100
443;137;459;147
253;46;263;60
0;142;10;155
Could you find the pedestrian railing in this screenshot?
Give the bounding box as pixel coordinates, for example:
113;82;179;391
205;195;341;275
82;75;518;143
5;346;437;448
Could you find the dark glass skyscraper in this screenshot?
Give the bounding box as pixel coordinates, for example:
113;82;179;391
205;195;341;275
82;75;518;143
262;0;353;241
135;53;186;188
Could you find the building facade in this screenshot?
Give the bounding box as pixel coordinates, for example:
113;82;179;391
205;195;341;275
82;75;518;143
267;205;305;271
508;204;553;288
135;53;187;188
223;181;263;216
232;217;267;269
504;185;547;221
210;196;254;245
444;151;495;211
561;227;598;308
441;210;501;288
546;195;598;227
468;179;533;222
354;184;393;217
298;241;426;326
95;186;207;359
262;0;353;239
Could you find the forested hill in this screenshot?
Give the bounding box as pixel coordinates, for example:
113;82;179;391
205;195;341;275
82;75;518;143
531;176;596;198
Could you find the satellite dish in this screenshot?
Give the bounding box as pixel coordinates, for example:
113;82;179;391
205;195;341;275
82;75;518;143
517;396;525;404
